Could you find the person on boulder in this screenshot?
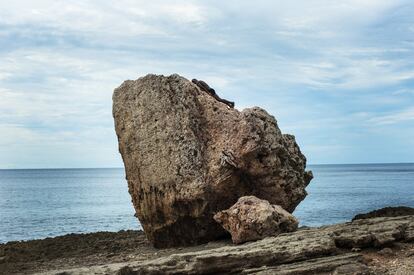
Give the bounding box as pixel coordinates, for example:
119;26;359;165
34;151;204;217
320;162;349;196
192;78;235;108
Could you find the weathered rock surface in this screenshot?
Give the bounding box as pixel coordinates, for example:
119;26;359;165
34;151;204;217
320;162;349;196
37;215;414;275
113;74;312;247
214;196;298;244
353;206;414;221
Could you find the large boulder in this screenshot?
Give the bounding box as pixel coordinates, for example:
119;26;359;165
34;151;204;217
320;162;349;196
113;74;312;247
214;196;299;244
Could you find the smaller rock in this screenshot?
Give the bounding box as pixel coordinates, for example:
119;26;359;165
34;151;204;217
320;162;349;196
213;196;298;244
333;263;371;275
391;242;405;250
378;247;394;256
117;266;137;275
0;256;6;264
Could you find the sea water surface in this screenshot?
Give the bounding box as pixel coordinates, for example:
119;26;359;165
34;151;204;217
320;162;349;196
1;163;414;243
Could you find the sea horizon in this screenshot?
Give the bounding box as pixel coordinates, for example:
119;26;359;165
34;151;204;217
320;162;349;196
2;162;414;170
1;163;414;244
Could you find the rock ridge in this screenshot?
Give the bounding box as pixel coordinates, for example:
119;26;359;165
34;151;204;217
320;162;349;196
36;215;414;275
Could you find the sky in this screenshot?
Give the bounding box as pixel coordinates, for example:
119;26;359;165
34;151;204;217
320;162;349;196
0;0;413;168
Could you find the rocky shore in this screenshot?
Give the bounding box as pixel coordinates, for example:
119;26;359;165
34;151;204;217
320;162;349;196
0;214;413;274
2;75;412;274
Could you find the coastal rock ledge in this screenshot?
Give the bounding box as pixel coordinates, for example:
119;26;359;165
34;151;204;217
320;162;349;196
113;74;312;248
25;215;414;275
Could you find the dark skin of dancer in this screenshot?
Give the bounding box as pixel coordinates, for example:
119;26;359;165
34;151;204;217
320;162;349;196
192;79;235;108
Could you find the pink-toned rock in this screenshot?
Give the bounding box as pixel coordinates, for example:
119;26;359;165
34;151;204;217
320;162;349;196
214;196;299;244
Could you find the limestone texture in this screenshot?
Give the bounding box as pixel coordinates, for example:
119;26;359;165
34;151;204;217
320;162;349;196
113;74;312;247
120;215;414;274
214;196;298;244
36;215;414;274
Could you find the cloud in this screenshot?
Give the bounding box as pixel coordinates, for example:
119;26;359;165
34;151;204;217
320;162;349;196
0;0;414;167
368;108;414;125
393;89;414;95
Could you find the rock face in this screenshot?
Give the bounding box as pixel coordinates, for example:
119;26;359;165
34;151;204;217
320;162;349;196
214;196;298;244
113;74;312;247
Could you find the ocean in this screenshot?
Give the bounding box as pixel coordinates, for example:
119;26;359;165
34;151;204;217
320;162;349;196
1;163;413;244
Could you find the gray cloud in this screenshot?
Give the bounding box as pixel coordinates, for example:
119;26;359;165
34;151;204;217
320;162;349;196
1;0;414;167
